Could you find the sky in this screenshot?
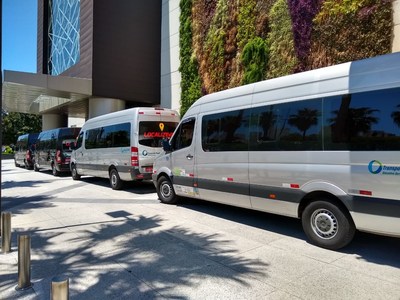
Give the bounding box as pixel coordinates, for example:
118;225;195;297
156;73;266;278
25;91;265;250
2;0;37;73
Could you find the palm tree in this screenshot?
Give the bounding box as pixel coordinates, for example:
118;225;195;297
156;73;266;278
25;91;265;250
259;109;277;140
348;107;379;136
288;108;319;140
330;106;379;141
391;104;400;128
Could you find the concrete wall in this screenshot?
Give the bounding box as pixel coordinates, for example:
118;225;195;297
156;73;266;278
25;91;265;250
161;0;181;112
42;114;68;130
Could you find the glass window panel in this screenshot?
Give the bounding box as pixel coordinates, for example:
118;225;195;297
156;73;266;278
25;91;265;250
138;122;178;147
112;123;131;147
171;119;196;151
202;109;250;152
48;0;80;75
324;88;400;150
250;99;322;151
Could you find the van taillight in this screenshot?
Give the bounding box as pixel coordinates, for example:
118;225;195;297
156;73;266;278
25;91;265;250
131;147;139;166
56;150;62;163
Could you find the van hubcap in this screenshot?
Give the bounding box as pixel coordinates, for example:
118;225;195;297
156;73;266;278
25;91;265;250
161;182;171;198
111;174;117;185
310;209;338;239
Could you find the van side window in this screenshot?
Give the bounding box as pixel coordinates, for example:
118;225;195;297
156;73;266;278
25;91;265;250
85;123;131;149
85;129;100;149
171;118;195;150
250;99;322;151
202;109;250;151
324;88;400;150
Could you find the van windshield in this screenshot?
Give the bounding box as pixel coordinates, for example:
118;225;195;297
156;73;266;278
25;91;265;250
139;121;178;147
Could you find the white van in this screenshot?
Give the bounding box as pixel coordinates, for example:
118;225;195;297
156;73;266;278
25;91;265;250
152;53;400;250
71;107;179;189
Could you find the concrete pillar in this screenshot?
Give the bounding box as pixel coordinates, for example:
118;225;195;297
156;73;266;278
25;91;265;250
88;97;125;119
161;0;181;111
393;0;400;52
68;117;86;128
42;114;68;130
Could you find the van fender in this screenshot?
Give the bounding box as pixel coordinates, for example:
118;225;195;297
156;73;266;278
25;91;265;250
301;180;347;197
299;181;351;216
156;166;173;181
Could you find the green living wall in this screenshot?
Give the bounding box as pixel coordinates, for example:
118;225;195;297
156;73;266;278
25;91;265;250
179;0;392;116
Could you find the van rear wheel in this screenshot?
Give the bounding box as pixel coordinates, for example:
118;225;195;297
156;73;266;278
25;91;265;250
157;176;178;204
110;168;123;190
52;164;60;176
302;200;355;250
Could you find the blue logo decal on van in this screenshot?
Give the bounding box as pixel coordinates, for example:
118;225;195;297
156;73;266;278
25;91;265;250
368;160;400;175
368;160;383;174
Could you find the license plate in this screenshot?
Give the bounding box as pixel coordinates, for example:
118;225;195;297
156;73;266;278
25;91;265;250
144;167;153;173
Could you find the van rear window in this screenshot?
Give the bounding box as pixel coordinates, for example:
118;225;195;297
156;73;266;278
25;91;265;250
62;139;76;151
139;122;177;147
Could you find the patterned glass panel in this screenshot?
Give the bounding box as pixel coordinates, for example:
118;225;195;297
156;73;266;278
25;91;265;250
48;0;80;75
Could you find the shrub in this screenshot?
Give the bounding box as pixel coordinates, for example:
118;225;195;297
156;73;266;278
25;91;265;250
179;0;202;116
242;37;269;84
287;0;321;72
309;0;392;69
267;0;298;78
2;145;14;154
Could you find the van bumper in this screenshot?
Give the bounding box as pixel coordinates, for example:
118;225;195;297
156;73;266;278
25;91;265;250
57;163;72;173
130;168;152;180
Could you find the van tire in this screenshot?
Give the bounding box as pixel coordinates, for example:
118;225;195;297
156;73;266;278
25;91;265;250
34;163;39;172
110;168;123;190
301;200;355;250
71;164;81;180
157;176;178;204
52;163;60;176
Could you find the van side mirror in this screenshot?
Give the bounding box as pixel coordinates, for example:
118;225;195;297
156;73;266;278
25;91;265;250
162;138;172;152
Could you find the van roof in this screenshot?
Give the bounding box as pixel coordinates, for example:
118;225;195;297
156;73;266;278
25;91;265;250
189;52;400;111
84;107;179;125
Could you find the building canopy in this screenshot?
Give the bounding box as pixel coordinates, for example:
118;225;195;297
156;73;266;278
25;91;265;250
2;70;91;118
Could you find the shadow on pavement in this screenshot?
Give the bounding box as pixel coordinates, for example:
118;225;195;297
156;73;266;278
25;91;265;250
178;197;400;269
1;195;55;211
1;180;53;190
79;177;157;194
2;213;269;299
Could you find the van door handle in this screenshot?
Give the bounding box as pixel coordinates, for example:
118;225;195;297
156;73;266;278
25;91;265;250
186;154;193;160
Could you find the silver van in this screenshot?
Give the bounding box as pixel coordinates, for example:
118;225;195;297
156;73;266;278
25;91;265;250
153;53;400;250
70;107;179;190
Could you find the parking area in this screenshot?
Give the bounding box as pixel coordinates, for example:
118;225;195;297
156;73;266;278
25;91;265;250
1;158;400;299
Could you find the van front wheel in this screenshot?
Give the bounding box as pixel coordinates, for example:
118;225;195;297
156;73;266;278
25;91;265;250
110;168;123;190
71;164;81;180
302;200;355;250
157;176;178;204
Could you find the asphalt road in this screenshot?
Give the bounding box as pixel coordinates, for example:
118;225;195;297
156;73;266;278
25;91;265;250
1;158;400;299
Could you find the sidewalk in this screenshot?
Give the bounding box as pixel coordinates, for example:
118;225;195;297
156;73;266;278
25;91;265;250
1;158;400;299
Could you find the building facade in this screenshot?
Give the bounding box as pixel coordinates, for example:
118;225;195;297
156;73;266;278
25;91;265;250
3;0;168;129
2;0;400;130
